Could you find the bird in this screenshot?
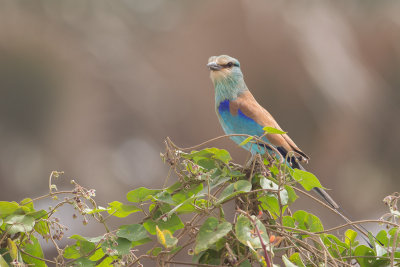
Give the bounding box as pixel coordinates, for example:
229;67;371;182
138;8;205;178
206;55;375;246
207;54;339;210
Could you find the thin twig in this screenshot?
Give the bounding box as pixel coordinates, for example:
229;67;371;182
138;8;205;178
19;248;57;264
237;209;271;267
293;187;371;238
164;260;228;266
315;220;400;234
317;236;339;267
27;190;75;203
391;228;399;267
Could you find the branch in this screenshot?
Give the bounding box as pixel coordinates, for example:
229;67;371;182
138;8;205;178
237;209;271;267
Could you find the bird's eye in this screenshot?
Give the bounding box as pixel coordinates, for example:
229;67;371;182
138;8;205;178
226;62;234;67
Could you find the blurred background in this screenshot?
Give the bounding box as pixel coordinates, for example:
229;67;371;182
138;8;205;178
0;0;399;254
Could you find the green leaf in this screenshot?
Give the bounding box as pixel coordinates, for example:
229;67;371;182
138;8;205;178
102;237;131;256
64;245;81;259
126;187;161;202
194;217;232;254
83;206;109;214
169;246;182;256
263;126;287;135
389;228;400;247
34;221;49;237
0;202;20;218
156;226;178;249
258;195;280;217
0;254;9;267
71;258;95;267
270;165;279;176
19;198;34;212
172;184;203;204
212;148;232;164
292;169;323;191
354;245;377;267
289;252;305;267
260;177;288;205
107;201;140;218
165;182;182;193
293;210;323;232
345;229;358;246
208;175;231;189
69;236;87;243
196;249;222;265
320;234;348;258
7;239;18;260
222;167;245;178
21;236;45;267
167;196;197;215
117;224;149;242
285;185;298;204
370;230;387;259
367;231;376;249
4;215;35;235
132;237;152;248
143;210;184;235
375;230;388;247
282;255;298;267
215;237;226;251
217;180;252;204
86;236;104;243
186;148;232;164
283;216;295;228
162;231;178;249
238;259;252;267
239;136;254;146
196;159;218;170
235;215;269;249
375;243;387;257
89;248;105;261
97;256;113;267
193;199;209;211
169;184;204;214
26;209;47;220
153;191;175;205
149;247;162;256
185;149;215;159
65;235;96;259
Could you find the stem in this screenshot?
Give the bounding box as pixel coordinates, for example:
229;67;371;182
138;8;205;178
238;210;271;267
19;248;57;264
391;228;399;267
164;260;227;267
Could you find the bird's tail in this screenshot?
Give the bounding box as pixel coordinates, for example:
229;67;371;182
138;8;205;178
297;164;373;247
297;164;341;209
313;185;340;210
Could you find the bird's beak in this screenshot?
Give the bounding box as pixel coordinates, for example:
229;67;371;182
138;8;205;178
207;62;222;71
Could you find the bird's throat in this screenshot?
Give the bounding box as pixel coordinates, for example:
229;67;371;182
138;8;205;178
214;77;248;105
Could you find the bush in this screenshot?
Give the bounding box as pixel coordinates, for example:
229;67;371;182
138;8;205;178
0;137;399;266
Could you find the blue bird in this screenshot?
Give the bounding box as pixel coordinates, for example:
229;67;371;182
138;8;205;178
207;55;339;210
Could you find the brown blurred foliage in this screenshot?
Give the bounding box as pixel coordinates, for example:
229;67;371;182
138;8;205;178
0;0;399;236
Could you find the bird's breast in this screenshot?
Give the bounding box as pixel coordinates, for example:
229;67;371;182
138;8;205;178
216;99;271;154
216;99;264;136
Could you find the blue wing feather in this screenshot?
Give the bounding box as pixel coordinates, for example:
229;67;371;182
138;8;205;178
217;99;271;154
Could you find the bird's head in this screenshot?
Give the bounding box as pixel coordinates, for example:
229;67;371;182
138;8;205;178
207;55;243;84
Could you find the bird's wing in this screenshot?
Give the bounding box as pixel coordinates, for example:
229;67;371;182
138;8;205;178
230;91;310;162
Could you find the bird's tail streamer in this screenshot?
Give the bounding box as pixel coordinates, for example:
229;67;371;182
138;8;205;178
298;164;374;247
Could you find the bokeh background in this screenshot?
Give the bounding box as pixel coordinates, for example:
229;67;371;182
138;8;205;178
1;0;400;256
